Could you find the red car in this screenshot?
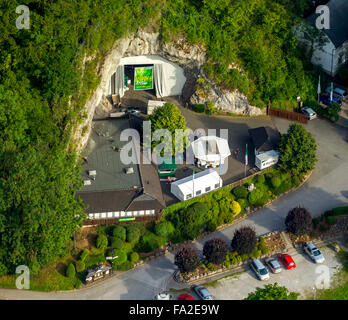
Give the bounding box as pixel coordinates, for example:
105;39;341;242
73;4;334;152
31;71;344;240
279;254;296;270
178;293;195;300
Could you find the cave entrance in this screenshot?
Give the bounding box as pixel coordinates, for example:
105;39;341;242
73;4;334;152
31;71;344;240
109;55;186;113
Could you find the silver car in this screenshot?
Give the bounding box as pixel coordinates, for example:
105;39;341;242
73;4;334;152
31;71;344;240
303;242;325;263
301;107;317;120
250;259;270;280
193;285;213;300
264;257;282;273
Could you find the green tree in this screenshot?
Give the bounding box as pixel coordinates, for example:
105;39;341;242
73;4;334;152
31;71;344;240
245;283;299;300
147;102;188;156
96;234;108;250
278;123;317;176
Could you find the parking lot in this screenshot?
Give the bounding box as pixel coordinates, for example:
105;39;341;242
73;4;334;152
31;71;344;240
196;245;342;300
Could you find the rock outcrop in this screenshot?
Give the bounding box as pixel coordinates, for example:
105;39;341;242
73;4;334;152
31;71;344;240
72;30;263;153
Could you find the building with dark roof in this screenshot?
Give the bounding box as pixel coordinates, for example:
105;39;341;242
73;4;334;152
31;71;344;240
299;0;348;75
77;118;165;225
248;126;281;170
248;126;281;154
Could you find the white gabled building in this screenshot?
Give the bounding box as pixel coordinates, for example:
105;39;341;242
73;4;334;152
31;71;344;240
170;169;223;202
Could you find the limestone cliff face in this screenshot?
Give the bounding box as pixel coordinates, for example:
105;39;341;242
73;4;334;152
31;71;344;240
73;31;263;153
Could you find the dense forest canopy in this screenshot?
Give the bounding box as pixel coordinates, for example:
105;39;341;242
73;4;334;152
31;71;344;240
0;0;317;273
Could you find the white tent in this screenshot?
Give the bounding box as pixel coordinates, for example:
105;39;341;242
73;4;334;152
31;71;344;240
190;136;231;167
170;169;222;202
110;55;186;98
255;150;279;170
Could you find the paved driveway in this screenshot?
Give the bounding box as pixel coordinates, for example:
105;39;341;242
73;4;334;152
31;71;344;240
0;114;347;300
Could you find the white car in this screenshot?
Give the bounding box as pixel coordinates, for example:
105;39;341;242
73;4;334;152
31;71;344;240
303;242;325;263
301;107;317;120
154;292;173;300
250;259;270;280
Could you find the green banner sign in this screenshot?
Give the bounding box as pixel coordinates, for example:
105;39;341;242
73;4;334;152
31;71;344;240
134;67;153;90
118;217;136;222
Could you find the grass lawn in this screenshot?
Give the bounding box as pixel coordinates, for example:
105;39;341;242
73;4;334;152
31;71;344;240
317;249;348;300
0;256;81;292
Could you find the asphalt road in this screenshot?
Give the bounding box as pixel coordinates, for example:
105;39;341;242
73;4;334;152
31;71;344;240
0;115;347;300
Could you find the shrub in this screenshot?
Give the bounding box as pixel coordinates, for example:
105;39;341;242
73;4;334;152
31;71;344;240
129;252;139;263
75;260;85;273
257;237;268;255
110;237;124;250
331;206;348;216
66;263;76;278
275;179;292;195
326;216;337;225
203;238;228;265
84;253;106;268
116;261;134;271
237;198;249;209
271;176;282;188
291;175;301;188
96;234;108;250
113;225;127;241
312;217;320;229
154;221;175;238
126;225;141;244
248;189;264;206
207;220;218;232
285;207;313;236
257;174;265;184
231;226;257;255
80;249;89;262
111;250;127;268
319;224;328;232
174;246;199;273
233;186;248;199
193;104;205;113
135;231;166;253
0;263;8;276
231;201;241;215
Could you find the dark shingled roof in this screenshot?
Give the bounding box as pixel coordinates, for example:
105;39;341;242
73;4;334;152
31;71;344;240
306;0;348;48
77;118;165;215
248;126;281;153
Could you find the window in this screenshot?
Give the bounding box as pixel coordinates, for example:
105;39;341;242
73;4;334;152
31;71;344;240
94;213;100;219
89;213;94;219
120;211;125;217
101;212;106;218
133;211;138;216
107;212;113;218
186;193;192;200
150;210;155;215
114;212;120;217
139;210;145;216
196;190;201;196
214;183;219;189
145;210;151;215
205;186;211;192
126;211;132;217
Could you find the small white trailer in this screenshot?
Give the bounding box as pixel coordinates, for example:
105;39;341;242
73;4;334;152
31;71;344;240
255;150;279;170
170;168;222;202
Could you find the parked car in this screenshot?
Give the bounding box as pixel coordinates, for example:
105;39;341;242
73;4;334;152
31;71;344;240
264;257;282;274
193;286;213;300
279;254;296;270
178;293;195;300
300;107;317;120
250;259;270;280
325;86;347;100
303;242;325;263
320;93;342;106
